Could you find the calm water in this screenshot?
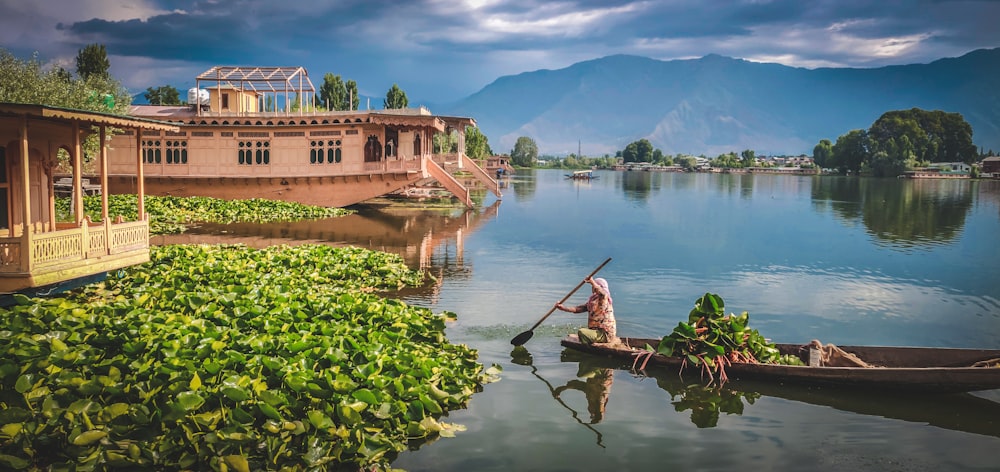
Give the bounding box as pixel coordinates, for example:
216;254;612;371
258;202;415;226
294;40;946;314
175;169;1000;471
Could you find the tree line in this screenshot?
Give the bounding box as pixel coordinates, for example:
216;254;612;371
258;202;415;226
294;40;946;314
813;108;978;177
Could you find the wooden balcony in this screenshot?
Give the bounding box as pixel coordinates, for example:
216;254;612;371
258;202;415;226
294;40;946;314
0;218;150;292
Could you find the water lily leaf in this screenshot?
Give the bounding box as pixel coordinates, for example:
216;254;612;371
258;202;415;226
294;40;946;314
71;429;107;446
176;391;205;412
0;454;30;470
222;386;249;402
189;372;202;391
257;402;283;421
352;388;378;405
223;455;250;472
307;410;334;429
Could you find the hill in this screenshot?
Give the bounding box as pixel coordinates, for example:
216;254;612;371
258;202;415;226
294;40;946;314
441;48;1000;156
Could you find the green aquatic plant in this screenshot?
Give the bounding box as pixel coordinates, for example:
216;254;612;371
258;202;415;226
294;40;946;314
0;244;497;471
655;293;782;385
55;194;352;235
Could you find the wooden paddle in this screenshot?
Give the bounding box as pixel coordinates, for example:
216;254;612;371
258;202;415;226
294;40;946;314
510;257;612;346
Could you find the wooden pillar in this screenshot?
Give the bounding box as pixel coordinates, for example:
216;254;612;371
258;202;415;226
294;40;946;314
19;116;32;270
72;121;84;224
100;125;111;254
136;130;145;221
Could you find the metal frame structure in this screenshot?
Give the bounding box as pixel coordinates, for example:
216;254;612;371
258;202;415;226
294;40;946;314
194;66;316;117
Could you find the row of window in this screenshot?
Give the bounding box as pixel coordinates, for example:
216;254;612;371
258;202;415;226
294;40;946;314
142;140;187;165
310;140;342;164
239;141;271;165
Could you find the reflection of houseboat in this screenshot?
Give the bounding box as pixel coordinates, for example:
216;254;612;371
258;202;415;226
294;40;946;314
0;103;176;300
567;170;597;180
105;66;500;208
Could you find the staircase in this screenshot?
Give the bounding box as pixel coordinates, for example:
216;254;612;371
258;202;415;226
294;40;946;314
425;159;473;208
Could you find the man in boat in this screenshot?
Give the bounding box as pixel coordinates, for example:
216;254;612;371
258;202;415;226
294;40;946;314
555;277;618;345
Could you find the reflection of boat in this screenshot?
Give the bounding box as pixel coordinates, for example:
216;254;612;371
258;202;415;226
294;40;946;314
566;170;597;180
559;347;1000;438
560;336;1000;393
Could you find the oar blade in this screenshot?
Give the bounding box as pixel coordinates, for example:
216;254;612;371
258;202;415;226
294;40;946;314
510;330;534;346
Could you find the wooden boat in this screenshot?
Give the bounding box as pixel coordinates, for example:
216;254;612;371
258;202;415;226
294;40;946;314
566;170;597;180
560;335;1000;393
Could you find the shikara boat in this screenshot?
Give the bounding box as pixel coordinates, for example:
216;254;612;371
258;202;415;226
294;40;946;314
560;336;1000;393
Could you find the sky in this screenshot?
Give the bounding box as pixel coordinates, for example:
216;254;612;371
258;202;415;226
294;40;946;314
2;0;999;106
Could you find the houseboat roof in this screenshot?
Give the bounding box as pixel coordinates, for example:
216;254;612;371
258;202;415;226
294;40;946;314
195;66;315;94
0;102;179;131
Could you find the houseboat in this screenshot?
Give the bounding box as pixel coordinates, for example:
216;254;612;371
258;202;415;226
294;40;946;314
0;103;177;301
105;66;500;209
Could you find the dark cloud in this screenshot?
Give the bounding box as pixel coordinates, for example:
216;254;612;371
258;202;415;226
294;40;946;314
3;0;998;102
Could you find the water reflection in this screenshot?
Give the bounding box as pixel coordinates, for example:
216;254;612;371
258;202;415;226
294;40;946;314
558;349;1000;439
812;177;974;249
154;200;501;300
509;169;538;202
512;347;608;447
617;171;659;203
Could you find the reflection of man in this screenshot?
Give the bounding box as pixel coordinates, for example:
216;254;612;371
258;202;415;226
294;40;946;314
553;362;615;424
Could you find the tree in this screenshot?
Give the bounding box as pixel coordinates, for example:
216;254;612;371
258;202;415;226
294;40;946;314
433;130;457;153
510;136;538;167
318;73;346;111
740;149;756;167
622;139;653;163
384;84;408;109
832;129;869;174
344;80;359;111
464;126;492;159
75;43;110;79
813;139;833;168
143;85;181;105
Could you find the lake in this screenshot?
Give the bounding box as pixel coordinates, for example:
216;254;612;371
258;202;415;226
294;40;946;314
172;169;1000;471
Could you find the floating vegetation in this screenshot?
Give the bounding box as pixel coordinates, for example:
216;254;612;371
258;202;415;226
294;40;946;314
0;244;498;471
654;293;786;385
55;194;352;235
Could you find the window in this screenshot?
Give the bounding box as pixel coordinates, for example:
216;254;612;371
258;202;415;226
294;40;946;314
238;141;270;165
309;139;341;165
165;141;188;165
0;147;7;231
222;93;230;110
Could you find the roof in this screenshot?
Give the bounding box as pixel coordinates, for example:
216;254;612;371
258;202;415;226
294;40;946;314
195;66;315;94
0;102;179;131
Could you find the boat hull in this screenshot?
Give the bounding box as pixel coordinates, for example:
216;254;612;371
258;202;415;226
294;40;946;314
560;336;1000;393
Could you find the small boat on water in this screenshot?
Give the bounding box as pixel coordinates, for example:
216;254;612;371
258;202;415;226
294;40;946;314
560;335;1000;393
566;170;597;180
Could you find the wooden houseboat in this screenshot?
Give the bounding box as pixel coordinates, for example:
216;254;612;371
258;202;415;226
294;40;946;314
0;103;177;300
104;66;500;208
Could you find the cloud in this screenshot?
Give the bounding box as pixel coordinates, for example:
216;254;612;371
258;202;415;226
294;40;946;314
1;0;998;102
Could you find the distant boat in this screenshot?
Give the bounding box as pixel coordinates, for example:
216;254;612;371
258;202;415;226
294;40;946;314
566;170;597;180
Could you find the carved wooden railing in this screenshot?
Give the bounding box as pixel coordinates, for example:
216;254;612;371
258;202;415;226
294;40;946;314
0;238;22;273
109;220;149;254
0;219;148;273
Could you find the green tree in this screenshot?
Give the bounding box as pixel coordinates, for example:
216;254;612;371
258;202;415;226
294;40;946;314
143;85;181;105
832;129;869;174
510;136;538;167
813;139;833;168
433;130;457;154
464;126;492;159
384;83;408;109
622;139;654;163
345;80;359;111
740;149;756;167
318;73;346;111
75;43;110;79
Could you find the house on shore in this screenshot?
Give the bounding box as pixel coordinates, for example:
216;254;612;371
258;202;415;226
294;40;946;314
105;66;500;209
0;103;177;301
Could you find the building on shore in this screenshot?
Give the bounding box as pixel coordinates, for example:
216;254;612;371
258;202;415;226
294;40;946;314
0;103;177;300
105;66;500;209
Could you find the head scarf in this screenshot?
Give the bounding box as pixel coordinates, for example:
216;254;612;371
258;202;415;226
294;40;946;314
589;277;612;305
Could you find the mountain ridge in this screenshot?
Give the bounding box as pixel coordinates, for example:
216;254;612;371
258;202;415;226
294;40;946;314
440;48;1000;156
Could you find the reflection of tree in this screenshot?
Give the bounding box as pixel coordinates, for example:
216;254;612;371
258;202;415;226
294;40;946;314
812;177;973;248
510;169;537;202
620;171;657;203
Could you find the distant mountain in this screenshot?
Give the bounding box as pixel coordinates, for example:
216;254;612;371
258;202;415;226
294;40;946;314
440;48;1000;156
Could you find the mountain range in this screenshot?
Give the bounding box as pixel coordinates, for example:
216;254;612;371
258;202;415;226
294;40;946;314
439;48;1000;157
